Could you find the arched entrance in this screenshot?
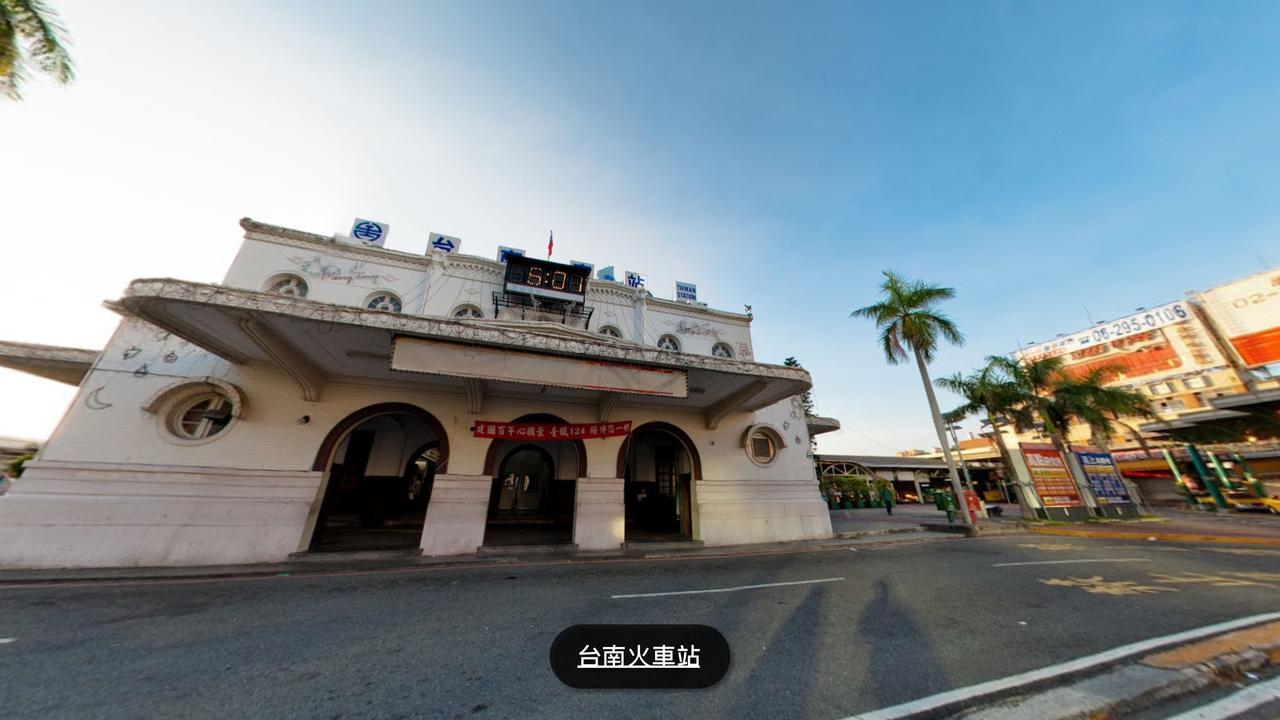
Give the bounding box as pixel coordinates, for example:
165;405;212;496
482;414;581;546
308;403;448;552
618;422;700;542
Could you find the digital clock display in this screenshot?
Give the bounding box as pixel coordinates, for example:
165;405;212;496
504;256;590;302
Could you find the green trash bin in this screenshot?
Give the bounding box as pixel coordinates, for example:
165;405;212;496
934;490;958;523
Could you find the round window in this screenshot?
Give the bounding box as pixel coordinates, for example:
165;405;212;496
598;325;623;339
265;274;308;298
747;429;778;465
657;334;681;352
366;293;403;313
170;392;234;440
712;342;734;358
452;304;484;319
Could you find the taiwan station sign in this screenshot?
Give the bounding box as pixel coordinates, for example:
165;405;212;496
472;421;633;440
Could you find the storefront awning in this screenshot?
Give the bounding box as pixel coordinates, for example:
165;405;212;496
107;279;811;429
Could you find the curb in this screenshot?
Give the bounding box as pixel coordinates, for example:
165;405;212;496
1030;526;1280;546
0;529;964;588
959;621;1280;720
845;612;1280;720
834;526;930;539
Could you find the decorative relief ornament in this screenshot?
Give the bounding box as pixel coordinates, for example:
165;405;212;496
84;386;113;410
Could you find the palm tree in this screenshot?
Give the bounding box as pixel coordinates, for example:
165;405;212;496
852;270;971;527
936;357;1036;516
1;0;74;100
1000;356;1152;513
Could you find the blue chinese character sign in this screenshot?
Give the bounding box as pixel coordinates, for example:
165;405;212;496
1074;450;1133;505
624;271;646;289
428;233;461;254
497;246;525;264
675;281;697;303
350;218;388;247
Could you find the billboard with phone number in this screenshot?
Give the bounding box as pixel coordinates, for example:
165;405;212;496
1197;269;1280;368
1015;299;1226;384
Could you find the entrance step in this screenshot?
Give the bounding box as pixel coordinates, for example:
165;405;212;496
476;543;579;556
623;540;705;553
288;548;421;563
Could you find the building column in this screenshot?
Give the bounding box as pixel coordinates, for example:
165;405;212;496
420;474;491;556
573;476;625;551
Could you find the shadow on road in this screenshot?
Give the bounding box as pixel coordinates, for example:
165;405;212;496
722;583;827;719
856;578;949;707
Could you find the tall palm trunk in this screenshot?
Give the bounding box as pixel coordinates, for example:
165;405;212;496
986;411;1034;518
915;347;973;527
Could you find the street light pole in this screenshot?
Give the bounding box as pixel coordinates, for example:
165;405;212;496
946;423;974;491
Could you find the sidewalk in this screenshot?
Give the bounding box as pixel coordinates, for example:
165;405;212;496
0;526;961;587
830;502;1026;535
1031;505;1280;546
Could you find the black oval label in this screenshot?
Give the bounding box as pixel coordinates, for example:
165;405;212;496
550;624;731;689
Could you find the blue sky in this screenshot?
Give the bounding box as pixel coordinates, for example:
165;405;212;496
3;0;1279;453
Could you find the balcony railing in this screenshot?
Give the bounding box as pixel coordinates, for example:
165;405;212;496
493;292;595;327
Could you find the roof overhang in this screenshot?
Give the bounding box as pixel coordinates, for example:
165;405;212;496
806;415;841;436
0;340;99;385
107;279;811;429
1210;388;1280;410
1139;408;1250;433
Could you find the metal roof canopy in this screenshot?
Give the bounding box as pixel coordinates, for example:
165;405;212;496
108;279;811;430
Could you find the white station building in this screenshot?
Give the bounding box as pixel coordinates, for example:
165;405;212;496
0;219;837;568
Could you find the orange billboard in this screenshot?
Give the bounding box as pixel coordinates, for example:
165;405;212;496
1197;269;1280;368
1017;300;1226;383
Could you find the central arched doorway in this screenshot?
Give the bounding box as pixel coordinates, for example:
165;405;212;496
308;403;448;552
619;422;700;543
482;414;582;546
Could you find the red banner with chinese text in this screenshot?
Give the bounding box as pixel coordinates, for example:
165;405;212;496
472;421;632;440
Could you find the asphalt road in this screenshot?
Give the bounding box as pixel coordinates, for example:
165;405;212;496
2;535;1279;720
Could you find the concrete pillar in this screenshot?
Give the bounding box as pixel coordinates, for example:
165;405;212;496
420;474;490;556
573;476;625;551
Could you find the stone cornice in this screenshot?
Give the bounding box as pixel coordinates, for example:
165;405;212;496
115;278;809;386
239;218;751;323
241;218;431;273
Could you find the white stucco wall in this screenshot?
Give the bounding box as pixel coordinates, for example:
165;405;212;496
0;225;826;569
221;232;754;357
0;313;826;567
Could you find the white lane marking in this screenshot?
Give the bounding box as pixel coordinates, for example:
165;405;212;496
611;577;845;599
0;638;14;644
1164;675;1280;720
991;558;1152;568
843;610;1280;720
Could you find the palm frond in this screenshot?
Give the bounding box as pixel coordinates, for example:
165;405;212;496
853;270;963;366
0;8;22;99
1;0;73;99
8;0;73;81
